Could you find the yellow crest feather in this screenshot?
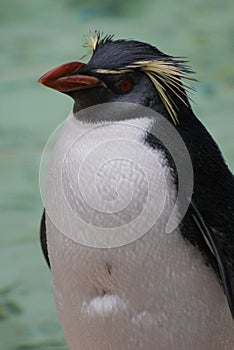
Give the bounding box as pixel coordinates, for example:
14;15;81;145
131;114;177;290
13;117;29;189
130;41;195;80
125;60;194;125
84;33;101;51
93;59;194;125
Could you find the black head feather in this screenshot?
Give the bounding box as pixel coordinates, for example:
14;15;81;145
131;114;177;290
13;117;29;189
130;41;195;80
86;32;180;70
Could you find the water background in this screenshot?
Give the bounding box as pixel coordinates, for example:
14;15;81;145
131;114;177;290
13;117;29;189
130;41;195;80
0;0;233;349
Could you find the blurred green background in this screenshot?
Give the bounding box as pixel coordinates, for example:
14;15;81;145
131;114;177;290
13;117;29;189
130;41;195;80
0;0;233;349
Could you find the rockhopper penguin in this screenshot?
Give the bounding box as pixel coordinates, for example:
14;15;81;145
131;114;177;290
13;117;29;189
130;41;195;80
39;34;234;350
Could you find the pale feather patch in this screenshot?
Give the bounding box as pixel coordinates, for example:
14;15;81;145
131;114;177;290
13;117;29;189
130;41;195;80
81;294;127;317
84;33;101;51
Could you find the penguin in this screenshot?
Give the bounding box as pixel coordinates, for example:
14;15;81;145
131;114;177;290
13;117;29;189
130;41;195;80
38;33;234;350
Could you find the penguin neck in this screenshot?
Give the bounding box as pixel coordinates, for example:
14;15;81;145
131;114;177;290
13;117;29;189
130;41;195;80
72;102;157;126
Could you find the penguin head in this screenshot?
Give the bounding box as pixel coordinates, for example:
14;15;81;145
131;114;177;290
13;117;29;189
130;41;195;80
39;33;194;124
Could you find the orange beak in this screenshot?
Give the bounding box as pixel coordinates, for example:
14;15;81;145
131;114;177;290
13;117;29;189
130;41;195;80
38;61;101;92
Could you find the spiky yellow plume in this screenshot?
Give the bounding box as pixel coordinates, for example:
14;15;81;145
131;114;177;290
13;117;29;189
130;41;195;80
84;32;101;51
94;59;194;125
127;60;194;125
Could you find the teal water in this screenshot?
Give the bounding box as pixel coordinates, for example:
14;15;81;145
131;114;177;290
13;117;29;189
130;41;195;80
0;0;233;349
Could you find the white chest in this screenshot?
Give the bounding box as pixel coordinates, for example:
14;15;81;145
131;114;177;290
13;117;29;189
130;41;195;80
45;112;234;350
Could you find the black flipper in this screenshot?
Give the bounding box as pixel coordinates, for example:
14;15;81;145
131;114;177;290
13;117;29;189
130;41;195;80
40;209;50;268
190;199;234;320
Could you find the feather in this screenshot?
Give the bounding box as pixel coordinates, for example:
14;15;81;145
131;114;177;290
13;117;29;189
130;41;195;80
93;59;195;125
84;32;101;51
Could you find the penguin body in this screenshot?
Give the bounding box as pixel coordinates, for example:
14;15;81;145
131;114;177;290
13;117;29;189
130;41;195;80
45;114;233;350
39;34;234;349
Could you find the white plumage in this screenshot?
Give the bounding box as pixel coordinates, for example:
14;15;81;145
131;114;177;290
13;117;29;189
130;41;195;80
45;110;234;350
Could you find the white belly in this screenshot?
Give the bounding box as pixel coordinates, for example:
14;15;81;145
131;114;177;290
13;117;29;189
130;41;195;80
45;110;234;350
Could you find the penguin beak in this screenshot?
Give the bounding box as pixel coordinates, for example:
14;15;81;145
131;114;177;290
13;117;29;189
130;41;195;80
38;62;101;92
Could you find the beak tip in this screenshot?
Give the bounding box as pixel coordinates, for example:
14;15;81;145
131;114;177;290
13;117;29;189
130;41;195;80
38;74;47;86
37;61;86;90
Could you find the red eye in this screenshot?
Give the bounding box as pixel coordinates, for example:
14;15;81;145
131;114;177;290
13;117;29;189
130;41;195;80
119;79;132;92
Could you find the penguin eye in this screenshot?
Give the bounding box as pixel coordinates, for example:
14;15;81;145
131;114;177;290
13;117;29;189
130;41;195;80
118;79;132;92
